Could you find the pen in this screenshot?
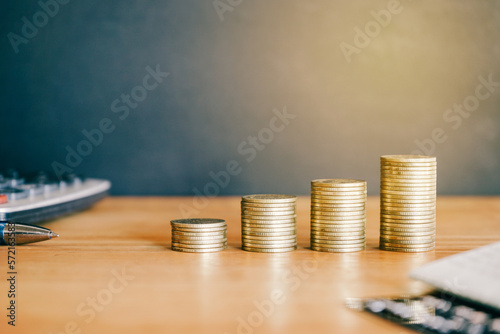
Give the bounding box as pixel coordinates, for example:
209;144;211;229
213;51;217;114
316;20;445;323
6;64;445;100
0;221;59;245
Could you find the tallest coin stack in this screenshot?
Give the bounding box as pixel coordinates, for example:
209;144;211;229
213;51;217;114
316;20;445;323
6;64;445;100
379;155;437;252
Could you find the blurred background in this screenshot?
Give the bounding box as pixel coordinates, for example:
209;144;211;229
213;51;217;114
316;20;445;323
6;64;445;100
1;0;499;195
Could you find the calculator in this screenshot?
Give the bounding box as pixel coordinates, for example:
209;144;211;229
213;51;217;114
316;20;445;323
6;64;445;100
0;170;110;224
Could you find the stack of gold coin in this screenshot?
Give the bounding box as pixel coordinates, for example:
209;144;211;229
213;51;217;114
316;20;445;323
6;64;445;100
310;179;367;252
170;218;227;253
380;155;437;252
241;194;297;253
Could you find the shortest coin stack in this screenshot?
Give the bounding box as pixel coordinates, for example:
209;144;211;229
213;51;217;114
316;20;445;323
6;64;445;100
241;195;297;253
171;218;227;253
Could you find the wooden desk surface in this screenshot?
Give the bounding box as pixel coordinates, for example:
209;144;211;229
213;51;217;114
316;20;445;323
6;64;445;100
1;196;499;334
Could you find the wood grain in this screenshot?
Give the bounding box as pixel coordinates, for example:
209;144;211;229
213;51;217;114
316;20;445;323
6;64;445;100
1;196;499;334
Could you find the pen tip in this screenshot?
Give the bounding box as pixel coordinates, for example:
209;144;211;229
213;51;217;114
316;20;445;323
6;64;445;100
51;232;60;238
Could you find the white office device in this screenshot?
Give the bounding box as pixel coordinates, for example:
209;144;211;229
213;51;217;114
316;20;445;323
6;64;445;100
0;171;110;224
410;241;500;311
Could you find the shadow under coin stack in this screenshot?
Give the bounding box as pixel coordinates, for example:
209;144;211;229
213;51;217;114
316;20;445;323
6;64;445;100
170;218;227;253
379;155;437;252
310;179;367;252
241;195;297;253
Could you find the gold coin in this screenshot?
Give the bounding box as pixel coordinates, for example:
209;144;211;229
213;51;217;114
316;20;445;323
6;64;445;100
242;225;296;232
241;216;296;223
381;169;436;175
311;189;366;195
311;229;365;235
381;215;435;222
381;195;436;202
241;205;296;211
381;241;435;248
381;165;437;171
311;216;366;222
381;203;436;210
380;178;436;184
242;194;296;203
379;245;434;252
241;219;297;226
311;202;365;208
310;188;366;194
242;232;296;238
380;240;435;247
311;241;365;248
380;230;435;237
310;231;366;240
171;237;227;245
381;170;436;176
312;240;366;248
243;237;296;244
242;240;297;248
380;184;436;191
381;190;436;195
381;155;436;162
381;160;437;167
172;242;227;249
242;225;295;232
311;208;365;213
311;219;366;225
311;199;367;205
381;163;436;169
311;223;366;228
241;210;297;219
380;234;435;241
241;203;296;209
381;179;436;184
380;221;436;227
312;194;366;200
242;226;297;232
381;201;436;207
311;179;366;187
172;232;226;239
311;226;365;233
380;198;435;205
380;219;435;225
241;206;295;213
311;234;364;241
381;180;436;186
172;246;227;253
311;215;366;221
242;230;296;237
170;218;226;228
381;210;435;216
242;246;297;253
380;223;435;230
172;230;226;237
381;208;435;214
311;245;365;253
172;227;227;233
381;206;435;213
242;219;296;225
380;228;435;235
310;210;366;216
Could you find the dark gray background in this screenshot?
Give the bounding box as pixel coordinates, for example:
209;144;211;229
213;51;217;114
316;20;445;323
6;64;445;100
1;0;499;195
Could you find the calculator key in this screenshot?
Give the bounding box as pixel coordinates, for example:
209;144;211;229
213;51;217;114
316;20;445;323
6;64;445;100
4;169;25;187
17;184;44;197
0;187;29;201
